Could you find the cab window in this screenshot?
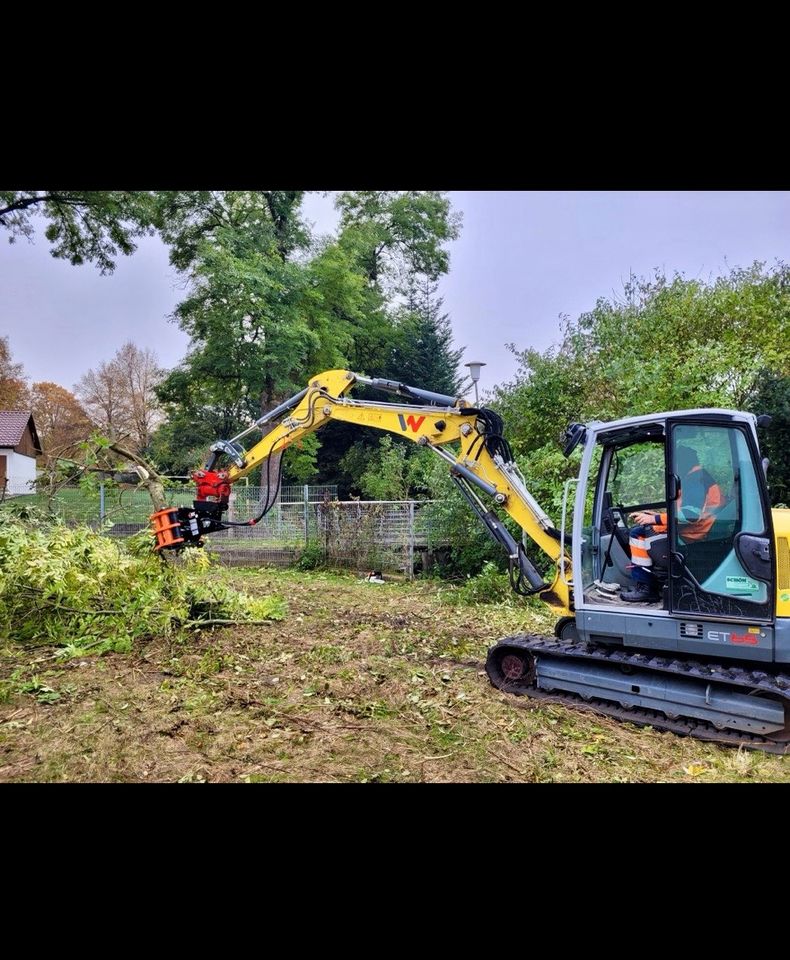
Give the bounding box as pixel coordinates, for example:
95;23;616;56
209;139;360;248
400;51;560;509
606;441;665;508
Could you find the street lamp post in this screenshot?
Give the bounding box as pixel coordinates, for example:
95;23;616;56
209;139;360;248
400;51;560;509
464;361;486;405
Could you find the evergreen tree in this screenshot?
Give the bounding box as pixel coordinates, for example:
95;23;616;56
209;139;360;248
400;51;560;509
387;276;464;393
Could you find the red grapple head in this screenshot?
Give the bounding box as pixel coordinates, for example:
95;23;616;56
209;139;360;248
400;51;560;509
192;469;232;504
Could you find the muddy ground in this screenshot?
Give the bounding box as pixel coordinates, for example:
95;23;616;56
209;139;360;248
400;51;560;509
1;568;788;782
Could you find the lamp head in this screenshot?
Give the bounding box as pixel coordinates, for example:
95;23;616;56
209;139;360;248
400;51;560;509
464;361;486;383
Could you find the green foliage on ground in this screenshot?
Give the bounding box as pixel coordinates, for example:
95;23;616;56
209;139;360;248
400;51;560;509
294;542;327;571
445;561;515;605
3;568;785;783
0;519;285;656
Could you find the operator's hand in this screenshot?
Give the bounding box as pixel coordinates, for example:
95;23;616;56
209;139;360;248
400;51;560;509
630;511;656;525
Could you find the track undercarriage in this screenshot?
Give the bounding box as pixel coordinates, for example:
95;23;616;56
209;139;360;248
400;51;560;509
486;635;790;753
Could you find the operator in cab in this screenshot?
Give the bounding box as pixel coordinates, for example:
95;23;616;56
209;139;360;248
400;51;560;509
621;444;725;602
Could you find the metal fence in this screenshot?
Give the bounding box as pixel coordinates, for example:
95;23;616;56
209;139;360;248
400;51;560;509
315;500;429;574
1;480;437;576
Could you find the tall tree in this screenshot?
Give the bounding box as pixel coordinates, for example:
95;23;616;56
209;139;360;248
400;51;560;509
491;262;790;516
336;191;462;292
76;358;129;444
153;192;464;485
388;277;464;393
335;278;466;500
154;196;369;471
29;382;93;464
153;191;307;271
0;336;27;408
0;191;158;274
112;342;163;451
315;194;462;493
75;342;164;453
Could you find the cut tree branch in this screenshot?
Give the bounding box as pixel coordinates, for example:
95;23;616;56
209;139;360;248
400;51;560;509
106;442;168;512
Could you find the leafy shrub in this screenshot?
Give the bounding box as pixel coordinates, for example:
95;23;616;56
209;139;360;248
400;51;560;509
419;459;501;578
0;519;285;656
294;542;327;571
0;500;51;523
451;562;514;605
445;560;547;610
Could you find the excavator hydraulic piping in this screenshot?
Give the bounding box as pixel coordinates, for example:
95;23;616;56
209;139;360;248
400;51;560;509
355;374;461;408
253;388;309;431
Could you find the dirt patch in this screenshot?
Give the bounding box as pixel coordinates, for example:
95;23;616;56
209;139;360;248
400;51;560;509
1;567;788;782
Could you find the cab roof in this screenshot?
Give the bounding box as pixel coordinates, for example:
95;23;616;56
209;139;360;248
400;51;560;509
588;408;755;433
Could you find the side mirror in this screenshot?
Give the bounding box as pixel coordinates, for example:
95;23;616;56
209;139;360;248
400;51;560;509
562;422;587;458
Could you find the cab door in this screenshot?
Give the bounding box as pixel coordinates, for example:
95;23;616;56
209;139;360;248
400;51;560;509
667;418;774;621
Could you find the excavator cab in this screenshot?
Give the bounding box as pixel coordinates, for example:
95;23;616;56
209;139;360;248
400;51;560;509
488;407;790;749
566;410;784;663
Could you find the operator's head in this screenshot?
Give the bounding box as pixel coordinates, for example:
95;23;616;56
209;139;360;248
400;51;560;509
676;444;699;474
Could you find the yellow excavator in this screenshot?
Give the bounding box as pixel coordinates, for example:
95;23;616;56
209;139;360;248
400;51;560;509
151;369;790;752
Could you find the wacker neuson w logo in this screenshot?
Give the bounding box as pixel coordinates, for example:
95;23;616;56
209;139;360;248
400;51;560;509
398;414;426;433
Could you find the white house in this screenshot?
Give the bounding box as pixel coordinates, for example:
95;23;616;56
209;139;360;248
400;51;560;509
0;411;42;495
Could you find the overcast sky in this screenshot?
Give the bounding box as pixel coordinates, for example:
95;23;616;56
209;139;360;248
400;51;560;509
2;191;789;399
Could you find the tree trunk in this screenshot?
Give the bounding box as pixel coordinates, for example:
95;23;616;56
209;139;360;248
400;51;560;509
108;442;169;512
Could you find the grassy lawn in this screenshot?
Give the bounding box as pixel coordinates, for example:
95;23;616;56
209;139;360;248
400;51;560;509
10;486;197;525
7;489;318;544
1;566;789;782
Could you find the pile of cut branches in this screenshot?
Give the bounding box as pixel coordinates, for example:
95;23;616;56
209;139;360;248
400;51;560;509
0;518;285;656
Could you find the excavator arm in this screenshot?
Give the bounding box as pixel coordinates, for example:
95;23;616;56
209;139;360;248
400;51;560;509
150;369;572;615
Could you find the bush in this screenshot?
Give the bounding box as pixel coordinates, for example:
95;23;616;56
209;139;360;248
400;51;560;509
451;561;514;605
295;542;327;571
0;519;285;656
419;459;501;578
444;560;548;611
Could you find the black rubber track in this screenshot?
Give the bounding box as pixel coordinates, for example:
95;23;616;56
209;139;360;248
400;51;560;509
486;634;790;754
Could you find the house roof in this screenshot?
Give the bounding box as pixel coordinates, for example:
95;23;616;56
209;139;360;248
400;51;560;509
0;411;42;452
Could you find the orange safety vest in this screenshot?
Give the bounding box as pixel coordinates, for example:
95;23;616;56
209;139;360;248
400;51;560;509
652;465;724;541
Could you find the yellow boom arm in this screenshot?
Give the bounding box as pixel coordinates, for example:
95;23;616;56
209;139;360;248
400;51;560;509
217;369;572;615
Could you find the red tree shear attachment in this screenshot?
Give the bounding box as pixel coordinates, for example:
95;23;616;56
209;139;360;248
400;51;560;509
192;469;231;505
150;507;185;551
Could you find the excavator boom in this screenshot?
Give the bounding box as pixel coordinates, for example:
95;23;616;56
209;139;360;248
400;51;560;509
151;369;572;614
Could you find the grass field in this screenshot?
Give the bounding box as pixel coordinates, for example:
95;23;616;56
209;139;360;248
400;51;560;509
1;567;788;782
5;489;316;546
7;486;196;524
